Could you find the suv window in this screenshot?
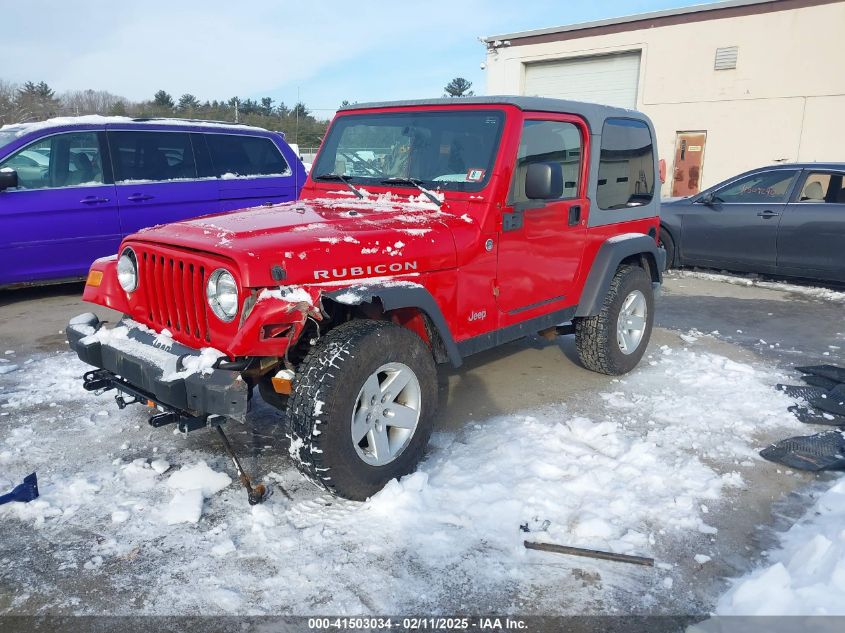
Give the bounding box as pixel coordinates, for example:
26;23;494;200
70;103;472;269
206;134;289;178
510;120;582;204
0;132;104;190
713;170;798;204
109;131;197;182
596;118;655;210
797;172;845;203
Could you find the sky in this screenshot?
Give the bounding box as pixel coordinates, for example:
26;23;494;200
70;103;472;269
1;0;711;117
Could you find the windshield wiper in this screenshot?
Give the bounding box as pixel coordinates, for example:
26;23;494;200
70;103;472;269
381;177;442;207
313;173;364;199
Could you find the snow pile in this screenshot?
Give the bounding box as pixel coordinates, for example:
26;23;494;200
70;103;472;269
668;270;845;303
0;344;804;614
717;478;845;615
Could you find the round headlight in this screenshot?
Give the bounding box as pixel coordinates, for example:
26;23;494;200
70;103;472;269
117;247;138;292
206;268;239;322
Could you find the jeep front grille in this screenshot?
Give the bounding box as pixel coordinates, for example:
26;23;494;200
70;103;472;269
135;246;211;345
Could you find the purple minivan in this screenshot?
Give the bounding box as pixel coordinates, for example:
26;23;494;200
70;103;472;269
0;116;306;288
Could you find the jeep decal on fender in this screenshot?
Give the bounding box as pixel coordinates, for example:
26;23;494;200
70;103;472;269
313;261;418;280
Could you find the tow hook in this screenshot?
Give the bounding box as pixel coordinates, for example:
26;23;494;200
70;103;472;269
211;418;269;505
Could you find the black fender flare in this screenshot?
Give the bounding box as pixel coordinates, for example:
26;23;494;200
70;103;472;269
574;234;665;318
323;284;463;368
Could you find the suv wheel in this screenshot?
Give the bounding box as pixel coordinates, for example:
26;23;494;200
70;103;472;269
575;265;654;375
286;319;437;500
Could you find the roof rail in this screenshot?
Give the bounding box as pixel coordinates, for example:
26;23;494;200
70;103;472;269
130;117;243;125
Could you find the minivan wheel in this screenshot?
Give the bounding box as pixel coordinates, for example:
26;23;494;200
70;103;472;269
286;319;437;501
575;265;654;375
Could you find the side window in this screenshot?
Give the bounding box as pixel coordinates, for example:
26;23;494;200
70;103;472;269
713;171;798;204
0;132;104;190
797;172;845;203
510;120;582;204
109;131;197;183
597;118;655;210
206;134;290;178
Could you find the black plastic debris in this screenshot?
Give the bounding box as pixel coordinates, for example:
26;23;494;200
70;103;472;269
788;405;845;426
801;374;842;391
760;431;845;471
795;364;845;384
776;384;830;401
808;384;845;417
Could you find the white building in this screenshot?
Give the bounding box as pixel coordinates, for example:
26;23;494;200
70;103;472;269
484;0;845;196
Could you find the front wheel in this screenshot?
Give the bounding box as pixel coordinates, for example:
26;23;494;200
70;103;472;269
575;265;655;375
286;319;438;501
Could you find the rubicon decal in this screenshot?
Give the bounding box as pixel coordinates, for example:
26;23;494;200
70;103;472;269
313;261;419;280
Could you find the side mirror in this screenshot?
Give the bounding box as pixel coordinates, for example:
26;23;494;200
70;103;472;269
699;192;723;207
0;169;18;192
525;162;563;200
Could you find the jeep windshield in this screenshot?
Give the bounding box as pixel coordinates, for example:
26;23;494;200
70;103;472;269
312;110;505;192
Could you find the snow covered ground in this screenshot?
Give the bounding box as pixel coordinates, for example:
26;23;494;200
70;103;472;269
666;270;845;304
0;334;817;616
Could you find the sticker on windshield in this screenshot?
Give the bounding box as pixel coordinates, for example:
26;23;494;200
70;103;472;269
466;168;486;182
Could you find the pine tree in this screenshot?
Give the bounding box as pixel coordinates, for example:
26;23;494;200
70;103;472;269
153;90;174;109
177;93;200;112
444;77;474;97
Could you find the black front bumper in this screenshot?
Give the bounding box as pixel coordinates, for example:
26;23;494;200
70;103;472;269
67;313;249;422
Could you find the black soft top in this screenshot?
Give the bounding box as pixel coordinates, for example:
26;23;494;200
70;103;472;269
340;95;646;133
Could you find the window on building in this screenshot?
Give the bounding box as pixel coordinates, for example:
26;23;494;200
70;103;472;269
596;118;655;210
510;120;582;204
109;131;197;182
0;132;104;190
206;134;289;178
797;172;845;203
712;170;798;204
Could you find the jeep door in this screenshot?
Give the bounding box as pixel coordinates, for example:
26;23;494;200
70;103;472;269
680;169;799;272
204;132;297;211
496;116;588;314
108;129;221;235
777;169;845;282
0;130;120;285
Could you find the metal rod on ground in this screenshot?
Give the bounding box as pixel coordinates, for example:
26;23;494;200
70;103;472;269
524;540;655;567
215;426;268;505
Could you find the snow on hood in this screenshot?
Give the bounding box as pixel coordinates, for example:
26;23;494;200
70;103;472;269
130;192;462;288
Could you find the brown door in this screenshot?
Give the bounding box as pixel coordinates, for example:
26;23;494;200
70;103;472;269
671;132;707;197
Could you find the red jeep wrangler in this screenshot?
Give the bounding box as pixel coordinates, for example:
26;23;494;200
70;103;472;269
67;97;664;501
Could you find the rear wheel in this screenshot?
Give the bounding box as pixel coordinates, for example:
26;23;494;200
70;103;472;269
286;319;437;500
575;265;654;375
658;227;675;270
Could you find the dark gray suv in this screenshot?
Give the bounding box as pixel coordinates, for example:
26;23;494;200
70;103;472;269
660;163;845;283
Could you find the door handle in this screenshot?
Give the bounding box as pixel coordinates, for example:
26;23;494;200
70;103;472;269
757;210;780;218
568;205;581;226
127;193;154;202
80;196;110;204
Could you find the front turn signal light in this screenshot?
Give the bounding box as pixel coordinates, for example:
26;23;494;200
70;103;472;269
86;270;104;287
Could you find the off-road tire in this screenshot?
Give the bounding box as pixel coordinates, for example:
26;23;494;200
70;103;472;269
575;265;654;375
286;319;438;500
658;227;675;270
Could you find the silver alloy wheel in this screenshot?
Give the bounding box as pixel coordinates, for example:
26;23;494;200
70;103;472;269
616;289;648;355
351;362;422;466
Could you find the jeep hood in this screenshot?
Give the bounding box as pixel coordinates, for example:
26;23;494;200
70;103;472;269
129;195;460;288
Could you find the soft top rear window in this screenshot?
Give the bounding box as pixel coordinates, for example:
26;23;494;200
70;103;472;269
596;118;655;210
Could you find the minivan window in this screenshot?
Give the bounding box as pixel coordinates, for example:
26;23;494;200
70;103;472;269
0;130;21;151
596;118;655;210
109;131;198;182
0;131;104;190
206;134;289;178
510;120;582;204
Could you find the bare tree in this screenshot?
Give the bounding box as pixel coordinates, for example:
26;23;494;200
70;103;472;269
61;88;129;115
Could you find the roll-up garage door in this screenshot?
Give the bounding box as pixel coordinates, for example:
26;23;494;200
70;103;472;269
523;52;641;109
